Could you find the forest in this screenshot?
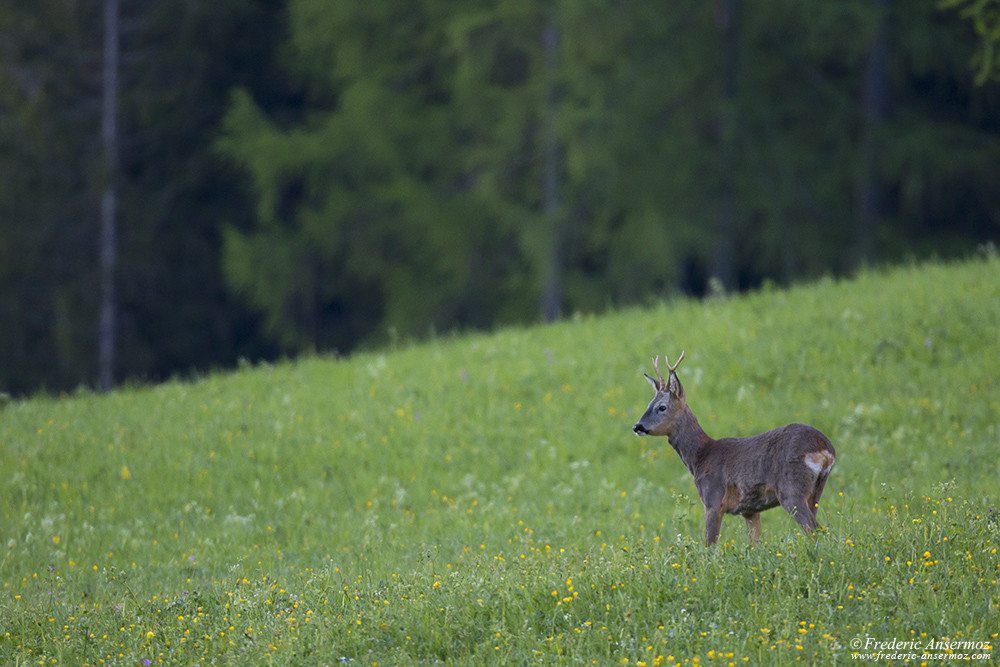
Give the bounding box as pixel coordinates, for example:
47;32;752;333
2;0;998;395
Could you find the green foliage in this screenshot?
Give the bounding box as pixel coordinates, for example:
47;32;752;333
941;0;1000;84
0;0;283;393
217;1;542;350
0;0;105;390
219;0;1000;359
3;0;1000;395
2;258;998;663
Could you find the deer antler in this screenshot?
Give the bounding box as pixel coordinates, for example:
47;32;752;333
652;355;665;388
664;350;685;373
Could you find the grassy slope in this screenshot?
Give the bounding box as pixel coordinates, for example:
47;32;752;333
2;257;999;665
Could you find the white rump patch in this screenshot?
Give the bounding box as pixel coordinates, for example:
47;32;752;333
804;451;835;475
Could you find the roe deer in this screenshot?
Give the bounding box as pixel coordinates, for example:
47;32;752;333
632;352;835;546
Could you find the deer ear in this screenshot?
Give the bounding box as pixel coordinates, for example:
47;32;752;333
667;371;683;396
644;373;660;391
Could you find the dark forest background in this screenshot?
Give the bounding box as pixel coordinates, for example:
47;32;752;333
2;0;999;396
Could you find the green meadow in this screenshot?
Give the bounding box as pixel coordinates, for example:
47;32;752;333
2;256;999;665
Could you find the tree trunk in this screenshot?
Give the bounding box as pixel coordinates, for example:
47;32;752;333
711;0;740;292
854;0;889;268
99;0;119;391
540;10;563;323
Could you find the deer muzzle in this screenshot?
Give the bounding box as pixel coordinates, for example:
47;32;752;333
632;422;649;435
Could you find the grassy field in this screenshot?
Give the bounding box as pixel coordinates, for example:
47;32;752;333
2;256;999;665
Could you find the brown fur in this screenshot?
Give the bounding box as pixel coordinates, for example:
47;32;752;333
633;353;836;546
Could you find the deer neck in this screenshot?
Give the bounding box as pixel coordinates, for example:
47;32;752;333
667;406;711;474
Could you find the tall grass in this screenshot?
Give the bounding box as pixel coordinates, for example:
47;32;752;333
2;257;998;665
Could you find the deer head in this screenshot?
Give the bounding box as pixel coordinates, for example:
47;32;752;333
633;351;686;436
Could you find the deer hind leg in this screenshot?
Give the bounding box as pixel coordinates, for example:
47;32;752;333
779;488;819;534
807;471;831;524
744;513;761;544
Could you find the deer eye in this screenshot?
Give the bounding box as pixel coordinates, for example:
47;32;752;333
657;404;667;412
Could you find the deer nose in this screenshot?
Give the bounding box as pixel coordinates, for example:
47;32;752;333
633;423;648;435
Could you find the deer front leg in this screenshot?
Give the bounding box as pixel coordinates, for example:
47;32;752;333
704;506;723;546
744;513;761;544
